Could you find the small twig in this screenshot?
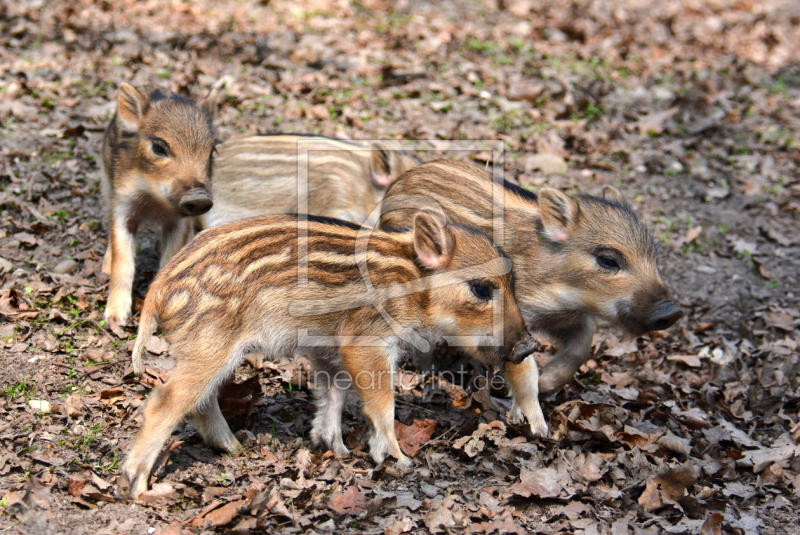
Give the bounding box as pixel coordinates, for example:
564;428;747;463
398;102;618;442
394;398;437;414
81;359;126;379
339;463;370;474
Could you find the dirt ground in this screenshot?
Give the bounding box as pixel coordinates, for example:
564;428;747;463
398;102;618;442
1;0;800;533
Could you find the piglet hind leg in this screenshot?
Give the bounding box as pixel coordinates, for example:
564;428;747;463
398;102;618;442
123;380;194;499
123;354;235;499
506;358;549;438
341;346;412;468
193;396;241;453
537;318;595;395
309;356;350;457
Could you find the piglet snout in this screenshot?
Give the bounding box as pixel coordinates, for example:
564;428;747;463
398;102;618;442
508;331;541;365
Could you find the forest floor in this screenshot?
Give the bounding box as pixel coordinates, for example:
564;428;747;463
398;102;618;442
1;0;800;533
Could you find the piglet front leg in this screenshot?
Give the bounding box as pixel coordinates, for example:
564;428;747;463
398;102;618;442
340;344;412;468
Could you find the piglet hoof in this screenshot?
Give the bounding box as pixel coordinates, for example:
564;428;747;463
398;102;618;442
330;441;351;458
212;435;241;454
509;404;524;425
529;421;550;440
393;454;413;469
103;309;131;338
122;467;149;501
509;332;541;365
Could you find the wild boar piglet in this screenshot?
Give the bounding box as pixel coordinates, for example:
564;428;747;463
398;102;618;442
381;160;683;404
202;134;422;229
123;212;545;498
101;84;217;326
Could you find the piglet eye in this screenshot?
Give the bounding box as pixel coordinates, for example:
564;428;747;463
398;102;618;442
470;282;492;300
596;255;619;270
151;141;168;157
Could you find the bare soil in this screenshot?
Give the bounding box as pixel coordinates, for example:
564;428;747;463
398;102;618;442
1;1;799;534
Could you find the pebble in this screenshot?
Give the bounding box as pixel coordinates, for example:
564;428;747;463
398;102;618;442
52;259;79;274
696;265;717;274
527;152;567;175
28;399;52;414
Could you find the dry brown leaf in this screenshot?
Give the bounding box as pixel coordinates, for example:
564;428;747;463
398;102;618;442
138;482;181;505
145;335;170;355
423;497;458;534
638;465;697;511
384;516;416;535
452;421;507;457
464;512;523;534
685;226;702;243
200;499;247;528
667;354;702;367
153;520;191;535
768;310;794;331
395;419;437;458
699;512;724;535
67;475;87;498
64;394;84;418
14;232;37;246
603;338;639;358
510;468;563;499
635;108;678;136
329;486;367;516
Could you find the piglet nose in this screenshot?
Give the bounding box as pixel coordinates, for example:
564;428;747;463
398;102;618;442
508;331;541;364
179;189;213;216
648;300;683;331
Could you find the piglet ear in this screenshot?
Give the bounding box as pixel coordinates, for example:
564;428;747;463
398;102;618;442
199;88;218;118
601;185;628;206
413;211;452;269
370;145;392;189
116;83;146;133
537;187;577;243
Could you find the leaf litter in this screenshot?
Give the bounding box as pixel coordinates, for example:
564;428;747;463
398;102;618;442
1;0;800;533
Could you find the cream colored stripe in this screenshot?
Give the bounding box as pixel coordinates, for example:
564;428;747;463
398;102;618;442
242;246;294;276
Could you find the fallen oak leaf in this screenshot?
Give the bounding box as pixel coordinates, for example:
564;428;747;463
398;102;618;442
752;256;774;280
685;226;702;243
602;337;639;358
510;467;563;499
145;335;170;355
767;310;794;331
635;108;678;136
67;475;87;498
138;482;181;505
13;232;37;247
452;421;507;458
395;419;437;458
699;512;724;535
64;394;84;418
735;444;800;473
638;464;697;512
667;354;702;367
0;288;40;320
329;485;367;516
195;498;248;528
385;516;417;535
153;520;191;535
464;512;523;534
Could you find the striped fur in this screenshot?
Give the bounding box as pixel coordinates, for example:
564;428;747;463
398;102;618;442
380;160;682;406
201;134;422;229
101;83;217;327
123;213;541;498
